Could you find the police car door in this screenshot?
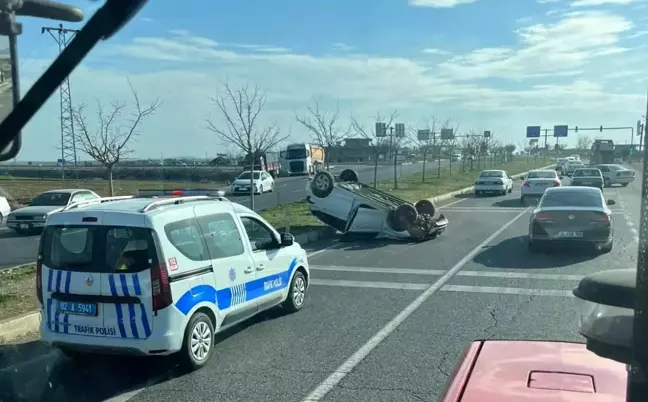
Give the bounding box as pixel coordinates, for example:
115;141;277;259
237;214;296;311
193;206;258;328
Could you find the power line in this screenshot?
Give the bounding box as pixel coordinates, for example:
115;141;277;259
42;23;80;179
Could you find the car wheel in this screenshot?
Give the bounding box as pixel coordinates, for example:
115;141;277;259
599;241;613;253
621;183;628;187
339;169;359;183
269;183;274;192
604;178;612;188
508;186;512;194
520;196;526;204
179;312;214;372
388;204;418;232
310;171;335;198
414;199;436;216
283;270;307;313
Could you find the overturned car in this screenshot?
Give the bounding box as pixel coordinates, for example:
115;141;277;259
305;169;448;241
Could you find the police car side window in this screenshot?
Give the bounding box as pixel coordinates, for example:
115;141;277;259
239;217;276;252
196;214;245;259
164;218;209;261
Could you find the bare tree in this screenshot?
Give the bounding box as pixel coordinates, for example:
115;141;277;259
73;80;161;196
205;82;288;210
576;135;592;153
295;97;351;169
408;117;438;182
351;110;398;187
438;119;460;177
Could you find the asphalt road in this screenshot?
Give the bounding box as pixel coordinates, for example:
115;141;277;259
0;161;441;270
0;163;641;401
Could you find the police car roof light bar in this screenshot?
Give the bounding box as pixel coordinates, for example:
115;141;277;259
141;195;229;213
62;195;134;211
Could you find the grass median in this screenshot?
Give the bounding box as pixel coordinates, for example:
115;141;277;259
260;157;552;230
0;177;226;207
0;264;38;322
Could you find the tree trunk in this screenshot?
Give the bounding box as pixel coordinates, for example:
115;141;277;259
107;165;115;196
422;149;427;183
373;153;378;189
249;161;255;211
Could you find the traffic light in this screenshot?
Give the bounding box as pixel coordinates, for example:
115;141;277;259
600;125;603;132
575;126;578;133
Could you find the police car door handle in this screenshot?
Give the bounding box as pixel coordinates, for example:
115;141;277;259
256;264;265;271
244;266;254;274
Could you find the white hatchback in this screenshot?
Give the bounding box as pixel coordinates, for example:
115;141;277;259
38;192;309;371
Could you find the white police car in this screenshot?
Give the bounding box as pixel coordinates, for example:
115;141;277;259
37;191;309;371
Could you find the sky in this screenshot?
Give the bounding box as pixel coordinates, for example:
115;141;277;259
9;0;648;161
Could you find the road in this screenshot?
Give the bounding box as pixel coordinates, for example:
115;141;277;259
0;164;641;401
0;161;441;269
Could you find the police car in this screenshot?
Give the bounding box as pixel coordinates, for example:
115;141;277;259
37;191;309;371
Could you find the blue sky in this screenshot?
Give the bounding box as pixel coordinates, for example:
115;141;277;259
10;0;648;160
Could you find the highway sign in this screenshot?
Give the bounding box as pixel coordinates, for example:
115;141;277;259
526;126;541;138
484;131;491;138
375;122;387;138
394;123;406;137
554;125;568;138
417;129;431;141
440;128;454;140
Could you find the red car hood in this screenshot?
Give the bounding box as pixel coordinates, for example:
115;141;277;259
456;341;626;402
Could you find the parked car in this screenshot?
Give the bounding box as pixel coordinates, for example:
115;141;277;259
6;189;100;234
305;169;448;241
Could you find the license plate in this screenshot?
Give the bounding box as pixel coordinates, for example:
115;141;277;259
555;231;583;238
20;223;29;230
57;301;98;316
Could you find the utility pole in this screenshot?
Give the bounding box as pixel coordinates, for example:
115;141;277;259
42;23;80;180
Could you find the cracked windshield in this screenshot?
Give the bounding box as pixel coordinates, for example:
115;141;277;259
0;0;646;401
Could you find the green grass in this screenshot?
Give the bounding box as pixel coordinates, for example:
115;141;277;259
260;201;323;233
0;177;225;207
0;264;39;322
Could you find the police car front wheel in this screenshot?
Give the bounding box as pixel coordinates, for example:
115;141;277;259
283;270;307;312
180;312;215;371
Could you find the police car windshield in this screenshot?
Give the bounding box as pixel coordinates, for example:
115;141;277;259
527;171;555;179
30;192;71;206
41;226;155;273
238;172;261;180
540;190;603;208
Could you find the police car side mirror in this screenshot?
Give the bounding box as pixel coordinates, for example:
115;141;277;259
280;232;294;247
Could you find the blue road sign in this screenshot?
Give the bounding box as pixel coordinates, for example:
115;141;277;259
554;125;568;137
526;126;541;138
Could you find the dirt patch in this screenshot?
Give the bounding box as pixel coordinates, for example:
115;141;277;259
0;264;39;322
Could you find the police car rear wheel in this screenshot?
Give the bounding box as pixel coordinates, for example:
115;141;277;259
284;271;307;312
180;312;214;371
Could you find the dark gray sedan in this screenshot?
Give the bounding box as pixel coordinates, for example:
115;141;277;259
528;186;615;253
570;168;603;189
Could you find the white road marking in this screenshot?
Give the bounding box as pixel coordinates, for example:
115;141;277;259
311;279;428;290
301;207;531;402
437;197;470;208
616;190;638;243
441;285;573;297
310;265;583;280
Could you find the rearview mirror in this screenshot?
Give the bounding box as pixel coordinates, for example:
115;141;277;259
280;232;294;247
607;199;616;206
0;35;19;161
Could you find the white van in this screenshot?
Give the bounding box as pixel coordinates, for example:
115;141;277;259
37;193;309;371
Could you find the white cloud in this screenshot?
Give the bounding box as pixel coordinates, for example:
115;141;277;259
422;48;451;55
439;10;632;80
16;11;646;159
571;0;634;6
409;0;479;8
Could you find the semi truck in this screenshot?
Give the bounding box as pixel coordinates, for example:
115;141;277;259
280;143;325;175
590;139;615;166
240;151;281;177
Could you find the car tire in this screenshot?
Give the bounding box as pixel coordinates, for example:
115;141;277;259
600;241;613;253
339;169;359;183
604;178;612;188
310;171;335;198
388;204;418;232
179;312;215;372
520;196;526;204
283;270;307;313
414;199;436;216
269;183;274;192
508;186;512;194
622;183;628;187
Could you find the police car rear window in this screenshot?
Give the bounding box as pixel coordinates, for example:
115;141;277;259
41;226;156;273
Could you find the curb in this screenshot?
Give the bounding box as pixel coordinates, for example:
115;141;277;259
0;163;551;341
0;311;40;344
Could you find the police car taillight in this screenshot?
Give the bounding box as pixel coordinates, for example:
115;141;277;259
36;256;43;305
151;262;172;311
